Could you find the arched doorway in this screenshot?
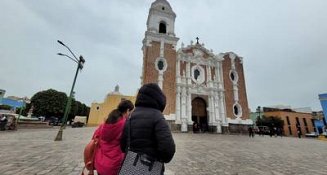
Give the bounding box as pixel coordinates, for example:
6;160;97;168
192;97;208;132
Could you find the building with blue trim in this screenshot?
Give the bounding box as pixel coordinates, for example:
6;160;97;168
0;98;25;109
319;93;327;127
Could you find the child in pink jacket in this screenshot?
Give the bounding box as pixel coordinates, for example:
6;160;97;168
92;100;134;175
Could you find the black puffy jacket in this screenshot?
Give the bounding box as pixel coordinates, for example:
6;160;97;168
120;107;175;163
120;83;175;163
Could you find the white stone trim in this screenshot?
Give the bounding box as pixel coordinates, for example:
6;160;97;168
233;102;242;118
191;65;205;84
229;70;239;83
164;113;176;121
155;57;167;89
160;39;165;57
155;57;168;73
227;118;253;125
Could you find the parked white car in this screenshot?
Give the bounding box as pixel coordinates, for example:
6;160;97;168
305;132;318;138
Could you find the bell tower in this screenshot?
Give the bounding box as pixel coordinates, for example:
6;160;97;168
141;0;179;117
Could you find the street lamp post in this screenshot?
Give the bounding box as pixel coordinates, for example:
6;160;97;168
257;106;261;118
54;40;85;141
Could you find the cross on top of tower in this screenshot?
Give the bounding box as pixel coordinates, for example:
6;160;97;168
196;37;199;44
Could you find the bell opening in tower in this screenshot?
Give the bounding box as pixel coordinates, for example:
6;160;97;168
159;22;167;34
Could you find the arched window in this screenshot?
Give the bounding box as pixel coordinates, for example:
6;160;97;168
194;69;200;80
159;22;167;34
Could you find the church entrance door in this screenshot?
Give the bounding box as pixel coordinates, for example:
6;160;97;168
192;97;208;132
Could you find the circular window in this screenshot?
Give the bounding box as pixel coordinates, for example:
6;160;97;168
233;103;242;118
96;106;100;110
229;70;238;82
162;7;165;10
155;57;167;72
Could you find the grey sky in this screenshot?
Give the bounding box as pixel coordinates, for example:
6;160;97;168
0;0;326;111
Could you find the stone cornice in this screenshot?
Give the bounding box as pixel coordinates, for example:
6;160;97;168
143;31;179;48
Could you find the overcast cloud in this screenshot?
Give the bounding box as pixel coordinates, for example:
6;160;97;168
0;0;326;111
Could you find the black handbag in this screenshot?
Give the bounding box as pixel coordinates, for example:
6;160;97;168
119;117;163;175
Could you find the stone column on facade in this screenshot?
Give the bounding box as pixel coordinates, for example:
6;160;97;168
175;86;181;124
216;62;223;94
208;93;215;124
219;91;227;125
215;92;222;133
206;65;211;82
186;62;191;83
207;65;213;88
214;92;220;121
216;120;222;133
187;89;192;125
176;60;181;83
216;62;221;82
181;86;187;132
175;60;181;124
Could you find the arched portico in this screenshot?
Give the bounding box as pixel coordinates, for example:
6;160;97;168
192;97;208;132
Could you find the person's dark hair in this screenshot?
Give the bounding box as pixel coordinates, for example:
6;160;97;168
106;109;122;124
117;100;134;114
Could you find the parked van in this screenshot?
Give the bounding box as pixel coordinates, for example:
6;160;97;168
72;116;87;128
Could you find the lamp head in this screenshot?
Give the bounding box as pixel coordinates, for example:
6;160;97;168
79;55;85;69
57;40;65;46
79;55;85;63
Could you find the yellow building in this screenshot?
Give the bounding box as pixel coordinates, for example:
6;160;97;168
87;85;136;126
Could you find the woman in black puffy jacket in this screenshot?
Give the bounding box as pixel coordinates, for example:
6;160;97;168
120;83;175;173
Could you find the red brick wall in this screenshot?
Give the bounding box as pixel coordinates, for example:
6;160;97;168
235;58;250;120
264;111;314;137
222;56;233;119
142;41;176;116
222;54;249;120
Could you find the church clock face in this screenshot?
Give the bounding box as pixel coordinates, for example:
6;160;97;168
191;65;205;84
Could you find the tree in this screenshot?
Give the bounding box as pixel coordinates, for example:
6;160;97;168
256;115;284;128
30;89;68;118
28;89;91;121
0;105;12;110
15;107;29;116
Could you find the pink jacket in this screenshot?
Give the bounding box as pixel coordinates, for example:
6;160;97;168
93;117;126;175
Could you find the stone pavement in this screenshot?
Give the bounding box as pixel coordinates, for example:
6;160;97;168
0;127;326;175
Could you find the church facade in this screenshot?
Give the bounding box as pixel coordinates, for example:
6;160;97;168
141;0;252;133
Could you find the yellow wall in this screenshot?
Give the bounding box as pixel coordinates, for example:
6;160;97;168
87;94;136;126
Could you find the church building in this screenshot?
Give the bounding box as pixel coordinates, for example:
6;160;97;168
141;0;252;133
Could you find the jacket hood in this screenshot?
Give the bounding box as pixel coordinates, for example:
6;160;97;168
101;117;126;142
135;83;166;112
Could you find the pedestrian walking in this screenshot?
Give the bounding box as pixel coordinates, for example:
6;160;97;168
0;115;8;131
248;126;254;138
297;129;301;138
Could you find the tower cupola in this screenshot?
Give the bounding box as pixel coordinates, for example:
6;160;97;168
146;0;176;36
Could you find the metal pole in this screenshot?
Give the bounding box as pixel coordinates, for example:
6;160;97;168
54;63;80;141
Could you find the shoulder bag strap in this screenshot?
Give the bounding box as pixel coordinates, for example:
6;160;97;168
126;113;132;151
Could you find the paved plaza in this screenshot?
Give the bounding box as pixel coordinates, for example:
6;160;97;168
0;127;326;175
